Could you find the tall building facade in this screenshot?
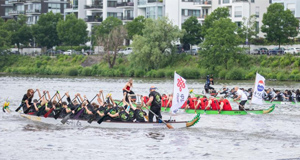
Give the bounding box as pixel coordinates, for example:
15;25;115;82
0;0;70;25
272;0;300;20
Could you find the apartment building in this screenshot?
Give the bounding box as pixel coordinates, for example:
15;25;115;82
272;0;300;20
0;0;70;25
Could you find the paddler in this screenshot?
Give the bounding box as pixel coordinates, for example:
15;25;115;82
123;78;135;102
205;97;220;111
234;87;248;110
146;86;162;122
195;95;208;111
218;96;232;113
21;89;36;112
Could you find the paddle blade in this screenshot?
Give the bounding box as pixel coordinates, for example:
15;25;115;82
88;114;96;124
61;113;72;124
166;123;174;129
15;106;22;112
97;116;106;124
73;109;84;119
54;109;62;119
44;108;54;118
23;107;31;114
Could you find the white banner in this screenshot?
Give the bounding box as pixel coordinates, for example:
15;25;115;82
171;72;189;114
251;72;266;105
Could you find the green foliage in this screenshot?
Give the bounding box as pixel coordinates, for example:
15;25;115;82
237;15;258;45
202;7;229;37
57;14;88;46
181;16;202;50
81;67;92;76
125;16;145;40
65;67;78;76
180;68;200;79
131;17;185;70
134;69;145;77
276;72;288;81
225;68;245;80
32;12;62;49
200;18;242;71
261;3;299;48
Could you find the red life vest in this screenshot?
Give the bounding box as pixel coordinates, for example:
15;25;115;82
219;99;232;111
126;86;130;91
200;98;208;110
167;99;172;108
210;98;220;110
143;96;150;106
187;97;197;109
180;100;187;109
161;95;168;107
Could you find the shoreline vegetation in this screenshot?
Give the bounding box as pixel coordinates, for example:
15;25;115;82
0;54;299;81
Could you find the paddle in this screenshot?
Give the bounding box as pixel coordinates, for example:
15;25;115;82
15;90;37;112
54;95;77;119
61;97;87;124
36;91;58;116
235;101;249;114
44;94;66;118
88;91;105;124
144;105;174;129
73;94;97;119
24;91;46;114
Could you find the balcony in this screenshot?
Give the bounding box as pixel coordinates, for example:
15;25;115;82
26;0;42;3
138;0;163;7
9;10;25;15
116;2;134;9
84;4;103;10
120;16;134;21
232;0;249;2
26;9;41;14
193;0;212;7
84;16;103;23
8;0;25;3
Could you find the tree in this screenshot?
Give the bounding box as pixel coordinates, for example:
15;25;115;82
57;14;88;47
202;7;229;37
125;16;145;40
32;12;62;49
92;16;122;45
96;25;127;68
3;15;32;51
200;18;242;71
0;18;10;50
181;16;202;50
131;17;185;70
261;3;299;48
237;15;258;47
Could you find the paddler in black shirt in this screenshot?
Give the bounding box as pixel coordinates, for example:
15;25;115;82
21;89;38;112
146;86;162;122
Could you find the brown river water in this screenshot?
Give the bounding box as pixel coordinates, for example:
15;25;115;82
0;75;299;160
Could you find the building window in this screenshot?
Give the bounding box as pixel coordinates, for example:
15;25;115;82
234;6;242;17
251;0;254;3
219;0;221;4
223;0;229;4
255;6;259;17
158;7;163;18
48;3;61;14
236;22;241;28
269;0;272;3
255;21;259;33
107;12;118;17
108;1;117;7
182;9;200;17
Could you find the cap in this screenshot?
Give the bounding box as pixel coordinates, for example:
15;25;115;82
150;86;157;91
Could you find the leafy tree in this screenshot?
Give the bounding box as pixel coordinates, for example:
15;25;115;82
2;15;32;51
125;16;145;40
200;18;242;71
0;18;11;50
96;25;127;68
202;7;229;37
261;3;299;48
181;16;202;50
57;14;88;47
92;16;122;45
237;15;258;47
131;17;185;70
32;12;62;49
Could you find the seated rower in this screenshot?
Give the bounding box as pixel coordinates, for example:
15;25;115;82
185;95;197;110
21;89;38;113
205;97;220;111
271;90;286;102
128;95;147;122
161;94;168;108
107;94;131;122
194;96;207;112
165;93;173;110
218;96;232;113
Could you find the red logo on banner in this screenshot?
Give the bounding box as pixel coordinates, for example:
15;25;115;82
177;77;185;92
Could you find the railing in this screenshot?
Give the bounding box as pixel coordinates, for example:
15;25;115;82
193;0;212;5
9;10;25;15
8;0;26;3
116;2;134;7
26;9;41;14
26;0;42;2
148;0;162;3
84;16;103;22
84;4;103;9
232;0;249;2
122;16;134;20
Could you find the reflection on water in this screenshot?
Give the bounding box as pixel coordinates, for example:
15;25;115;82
0;75;300;159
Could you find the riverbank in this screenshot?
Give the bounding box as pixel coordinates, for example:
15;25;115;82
0;54;299;81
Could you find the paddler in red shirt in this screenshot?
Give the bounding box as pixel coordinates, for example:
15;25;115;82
218;96;232;113
195;96;208;112
205;97;220;111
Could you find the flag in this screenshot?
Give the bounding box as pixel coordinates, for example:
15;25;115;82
171;72;189;114
251;72;266;104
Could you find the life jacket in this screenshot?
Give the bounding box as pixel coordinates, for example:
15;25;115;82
210;98;220;110
135;109;146;122
200;98;208;110
187;97;197;109
167;99;172;108
181;100;187;109
161;95;168;107
143;96;150;105
219;99;232;111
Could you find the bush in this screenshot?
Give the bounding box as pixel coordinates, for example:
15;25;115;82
81;67;92;76
276;72;288;81
165;70;174;78
180;68;200;79
225;68;245;80
271;60;279;67
155;70;165;78
218;69;227;79
245;72;255;80
134;69;145;77
65;67;78;76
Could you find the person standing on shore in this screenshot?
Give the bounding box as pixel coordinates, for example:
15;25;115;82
146;86;162;122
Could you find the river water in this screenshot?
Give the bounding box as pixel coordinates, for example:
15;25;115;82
0;75;299;160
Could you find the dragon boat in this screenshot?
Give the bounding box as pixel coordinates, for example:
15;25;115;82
20;113;200;129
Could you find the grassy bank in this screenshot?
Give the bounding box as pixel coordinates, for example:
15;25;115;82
0;54;299;81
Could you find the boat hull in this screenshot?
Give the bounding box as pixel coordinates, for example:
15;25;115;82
20;113;200;129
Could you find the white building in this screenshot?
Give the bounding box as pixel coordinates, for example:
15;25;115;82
272;0;300;20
